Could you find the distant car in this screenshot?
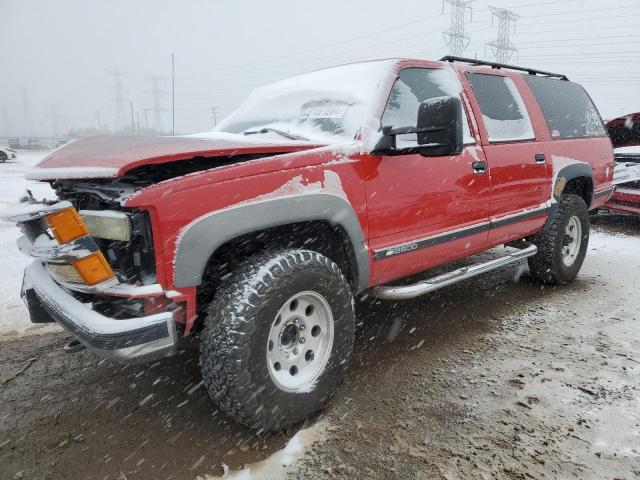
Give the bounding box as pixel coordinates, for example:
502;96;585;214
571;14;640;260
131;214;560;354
605;113;640;215
0;146;17;162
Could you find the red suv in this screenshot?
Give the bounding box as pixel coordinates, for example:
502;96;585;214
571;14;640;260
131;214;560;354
4;56;614;430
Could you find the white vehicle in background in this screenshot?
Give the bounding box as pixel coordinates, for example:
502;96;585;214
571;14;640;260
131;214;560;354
0;146;17;162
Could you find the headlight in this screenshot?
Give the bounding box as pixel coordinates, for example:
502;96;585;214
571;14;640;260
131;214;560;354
80;210;132;242
48;263;85;283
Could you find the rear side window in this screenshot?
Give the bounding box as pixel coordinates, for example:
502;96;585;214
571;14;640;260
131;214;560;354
524;75;606;139
467;73;535;142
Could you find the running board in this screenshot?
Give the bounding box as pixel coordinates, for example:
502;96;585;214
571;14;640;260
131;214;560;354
370;244;538;300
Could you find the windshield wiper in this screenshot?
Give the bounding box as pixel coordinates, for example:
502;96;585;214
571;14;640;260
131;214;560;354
243;127;309;141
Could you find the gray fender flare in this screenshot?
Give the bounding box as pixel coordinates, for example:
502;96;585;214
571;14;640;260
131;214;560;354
552;162;594;204
545;162;594;228
173;193;370;292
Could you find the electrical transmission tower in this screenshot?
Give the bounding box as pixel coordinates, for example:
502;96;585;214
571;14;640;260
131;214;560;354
210;106;218;127
443;0;474;57
486;7;520;64
47;105;61;137
146;75;167;133
106;70;127;131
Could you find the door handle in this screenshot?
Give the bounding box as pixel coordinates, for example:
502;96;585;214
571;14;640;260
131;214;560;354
472;161;487;174
535;153;546;164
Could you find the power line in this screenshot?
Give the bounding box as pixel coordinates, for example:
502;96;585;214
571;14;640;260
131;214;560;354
522;3;640;19
183;2;640;82
191;12;445;78
515;12;640;28
176;14;640;84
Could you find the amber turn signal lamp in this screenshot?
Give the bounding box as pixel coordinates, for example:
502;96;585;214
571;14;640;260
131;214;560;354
46;207;90;244
72;252;115;286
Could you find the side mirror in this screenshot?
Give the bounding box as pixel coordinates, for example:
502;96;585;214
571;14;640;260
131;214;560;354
373;96;464;157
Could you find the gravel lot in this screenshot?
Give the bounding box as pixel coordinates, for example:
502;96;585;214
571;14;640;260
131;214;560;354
1;153;639;479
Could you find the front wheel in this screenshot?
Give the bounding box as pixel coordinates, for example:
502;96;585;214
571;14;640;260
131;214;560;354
0;152;7;163
199;249;355;431
528;194;589;285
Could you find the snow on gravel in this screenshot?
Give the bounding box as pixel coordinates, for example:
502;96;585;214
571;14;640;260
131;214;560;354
197;421;328;480
0;151;58;337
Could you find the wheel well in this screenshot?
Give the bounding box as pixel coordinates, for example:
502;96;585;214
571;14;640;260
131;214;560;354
562;176;593;208
194;221;358;327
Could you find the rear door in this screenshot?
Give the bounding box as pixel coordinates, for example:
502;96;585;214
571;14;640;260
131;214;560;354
464;71;551;244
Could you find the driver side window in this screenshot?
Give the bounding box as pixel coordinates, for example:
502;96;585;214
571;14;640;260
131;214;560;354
382;67;475;147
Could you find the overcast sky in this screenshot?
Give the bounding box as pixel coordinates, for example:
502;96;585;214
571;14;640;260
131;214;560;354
1;0;639;136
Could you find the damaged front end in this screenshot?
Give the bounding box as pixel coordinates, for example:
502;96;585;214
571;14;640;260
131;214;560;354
4;190;178;363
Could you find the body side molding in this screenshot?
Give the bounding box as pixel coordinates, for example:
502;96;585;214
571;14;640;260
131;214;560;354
372;204;549;261
173;193;370;292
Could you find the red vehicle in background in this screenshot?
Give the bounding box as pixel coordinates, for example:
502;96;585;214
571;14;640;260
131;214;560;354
2;56;614;430
605;113;640;216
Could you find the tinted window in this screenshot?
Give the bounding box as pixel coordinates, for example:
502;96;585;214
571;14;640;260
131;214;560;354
467;73;535;142
524;75;606;139
382;67;474;146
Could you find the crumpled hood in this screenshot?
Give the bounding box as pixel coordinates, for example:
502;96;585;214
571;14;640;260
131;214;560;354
606;112;640;148
26;135;325;181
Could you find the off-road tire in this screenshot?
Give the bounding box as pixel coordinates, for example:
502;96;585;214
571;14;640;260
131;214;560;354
528;194;589;285
199;249;355;431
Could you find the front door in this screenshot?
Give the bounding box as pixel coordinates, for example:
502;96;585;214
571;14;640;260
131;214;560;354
364;66;491;286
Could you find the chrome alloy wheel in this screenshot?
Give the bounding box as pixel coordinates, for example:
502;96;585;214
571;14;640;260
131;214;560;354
562;215;582;267
266;291;334;392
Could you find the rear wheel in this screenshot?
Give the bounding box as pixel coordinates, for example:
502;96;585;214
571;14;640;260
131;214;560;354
199;249;355;431
528;194;589;285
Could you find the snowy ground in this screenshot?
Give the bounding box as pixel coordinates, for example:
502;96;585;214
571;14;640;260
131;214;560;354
1;213;639;479
0;151;56;336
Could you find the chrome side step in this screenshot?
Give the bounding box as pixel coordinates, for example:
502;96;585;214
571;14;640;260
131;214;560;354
370;244;538;300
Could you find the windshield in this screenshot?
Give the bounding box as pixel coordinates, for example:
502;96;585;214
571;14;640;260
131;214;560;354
214;60;395;143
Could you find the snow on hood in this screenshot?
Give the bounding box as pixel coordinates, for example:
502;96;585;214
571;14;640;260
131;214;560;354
25;134;326;181
606;112;640;148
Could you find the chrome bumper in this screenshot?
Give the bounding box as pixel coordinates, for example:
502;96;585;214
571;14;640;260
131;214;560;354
22;261;177;363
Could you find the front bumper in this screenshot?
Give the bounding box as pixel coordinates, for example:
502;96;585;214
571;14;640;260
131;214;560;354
23;261;177;363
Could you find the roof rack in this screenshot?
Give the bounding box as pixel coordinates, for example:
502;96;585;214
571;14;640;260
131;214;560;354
440;55;569;81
